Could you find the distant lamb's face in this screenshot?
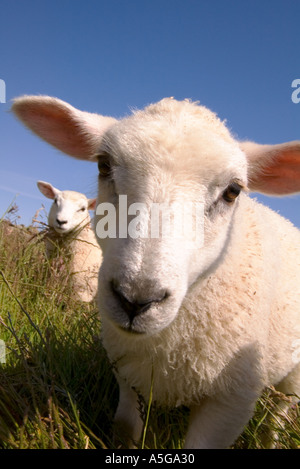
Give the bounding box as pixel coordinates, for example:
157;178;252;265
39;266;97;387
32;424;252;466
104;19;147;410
37;181;94;234
94;101;248;336
49;191;91;233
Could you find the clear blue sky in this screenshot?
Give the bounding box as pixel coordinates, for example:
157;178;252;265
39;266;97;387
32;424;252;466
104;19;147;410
1;0;300;227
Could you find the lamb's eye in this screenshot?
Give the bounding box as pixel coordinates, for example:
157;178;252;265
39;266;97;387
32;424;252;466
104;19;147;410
98;154;111;178
222;182;242;203
78;207;86;212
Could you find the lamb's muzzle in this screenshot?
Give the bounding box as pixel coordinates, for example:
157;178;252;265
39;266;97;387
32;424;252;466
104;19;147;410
110;278;170;323
55;217;68;230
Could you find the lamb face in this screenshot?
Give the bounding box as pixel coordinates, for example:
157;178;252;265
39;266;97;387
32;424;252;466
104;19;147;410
48;191;91;233
94;103;248;335
37;181;94;234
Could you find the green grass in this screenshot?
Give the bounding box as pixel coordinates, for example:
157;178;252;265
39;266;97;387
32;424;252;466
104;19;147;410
0;215;299;449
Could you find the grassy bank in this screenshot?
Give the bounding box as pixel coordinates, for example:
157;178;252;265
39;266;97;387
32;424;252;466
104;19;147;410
0;216;299;449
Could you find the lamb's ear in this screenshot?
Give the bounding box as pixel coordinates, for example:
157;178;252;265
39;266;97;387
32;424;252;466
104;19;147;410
240;140;300;195
37;180;60;200
12;96;117;161
88;198;97;211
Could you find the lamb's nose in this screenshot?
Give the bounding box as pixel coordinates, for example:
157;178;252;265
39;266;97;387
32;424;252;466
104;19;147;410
56;218;68;226
110;280;169;321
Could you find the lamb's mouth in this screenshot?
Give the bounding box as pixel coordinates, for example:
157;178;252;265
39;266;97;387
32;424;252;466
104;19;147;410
117;323;147;335
109;303;168;337
54;226;69;233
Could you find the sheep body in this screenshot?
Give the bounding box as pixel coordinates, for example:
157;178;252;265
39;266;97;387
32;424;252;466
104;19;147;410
12;96;300;448
38;181;102;303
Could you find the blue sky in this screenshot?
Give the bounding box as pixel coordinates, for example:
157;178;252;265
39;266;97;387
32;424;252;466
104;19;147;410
0;0;300;227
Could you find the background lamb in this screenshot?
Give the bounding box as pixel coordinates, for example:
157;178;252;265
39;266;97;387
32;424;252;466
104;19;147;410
12;96;300;449
37;180;102;303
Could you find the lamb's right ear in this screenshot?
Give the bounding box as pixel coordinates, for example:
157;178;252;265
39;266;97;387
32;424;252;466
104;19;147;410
37;180;60;200
12;96;117;161
88;198;97;211
240;140;300;195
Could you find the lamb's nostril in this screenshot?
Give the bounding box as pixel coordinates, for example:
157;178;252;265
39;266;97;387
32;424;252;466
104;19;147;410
56;218;68;226
110;280;169;321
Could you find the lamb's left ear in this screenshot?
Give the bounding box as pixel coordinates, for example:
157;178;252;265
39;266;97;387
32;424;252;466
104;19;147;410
12;96;117;161
240;140;300;195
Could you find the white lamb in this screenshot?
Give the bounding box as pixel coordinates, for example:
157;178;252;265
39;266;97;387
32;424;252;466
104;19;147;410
12;95;300;449
37;180;102;303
